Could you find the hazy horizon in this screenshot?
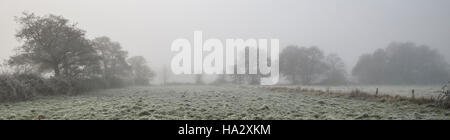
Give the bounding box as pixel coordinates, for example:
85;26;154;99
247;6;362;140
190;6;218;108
2;0;450;83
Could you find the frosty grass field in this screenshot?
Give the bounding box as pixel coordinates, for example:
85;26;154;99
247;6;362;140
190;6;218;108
1;85;449;120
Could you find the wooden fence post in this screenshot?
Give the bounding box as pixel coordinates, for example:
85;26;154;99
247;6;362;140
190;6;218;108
376;88;379;96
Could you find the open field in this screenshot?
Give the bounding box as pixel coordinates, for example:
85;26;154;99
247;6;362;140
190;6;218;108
284;85;443;98
1;85;449;120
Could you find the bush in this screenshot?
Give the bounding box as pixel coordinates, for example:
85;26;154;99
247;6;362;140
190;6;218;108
134;78;150;86
0;72;140;102
0;74;34;102
13;73;53;95
72;77;108;93
106;76;134;88
47;77;74;95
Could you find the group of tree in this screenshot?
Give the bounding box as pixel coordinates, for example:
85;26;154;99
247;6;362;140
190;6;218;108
8;13;154;89
278;43;450;86
210;45;349;86
279;46;348;85
352;42;450;85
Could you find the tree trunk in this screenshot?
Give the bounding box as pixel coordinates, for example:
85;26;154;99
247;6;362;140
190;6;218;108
292;74;298;85
54;66;60;77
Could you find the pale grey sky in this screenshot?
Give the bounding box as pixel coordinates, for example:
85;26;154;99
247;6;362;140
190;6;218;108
1;0;450;80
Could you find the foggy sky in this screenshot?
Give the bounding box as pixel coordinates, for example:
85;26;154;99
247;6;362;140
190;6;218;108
1;0;450;82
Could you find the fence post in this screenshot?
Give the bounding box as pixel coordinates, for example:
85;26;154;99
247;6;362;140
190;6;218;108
376;88;379;96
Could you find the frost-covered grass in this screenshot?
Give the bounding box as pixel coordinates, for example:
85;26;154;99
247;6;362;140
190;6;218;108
279;85;443;98
0;85;449;120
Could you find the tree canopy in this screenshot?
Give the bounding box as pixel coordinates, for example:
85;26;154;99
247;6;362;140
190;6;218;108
10;12;99;78
280;46;347;85
353;42;450;85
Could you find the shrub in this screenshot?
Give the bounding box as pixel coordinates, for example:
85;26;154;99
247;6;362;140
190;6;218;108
134;78;150;86
13;73;53;95
0;72;140;102
72;77;108;93
437;91;450;108
106;76;134;88
0;74;34;102
47;77;74;95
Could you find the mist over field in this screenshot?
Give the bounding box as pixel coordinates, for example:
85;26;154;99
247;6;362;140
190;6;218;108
1;0;450;120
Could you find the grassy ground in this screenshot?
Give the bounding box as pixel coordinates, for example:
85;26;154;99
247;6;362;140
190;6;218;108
1;85;449;120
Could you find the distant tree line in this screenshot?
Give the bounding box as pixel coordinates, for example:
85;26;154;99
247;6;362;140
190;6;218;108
214;43;450;86
1;13;154;102
211;46;349;85
352;42;450;85
277;43;450;85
